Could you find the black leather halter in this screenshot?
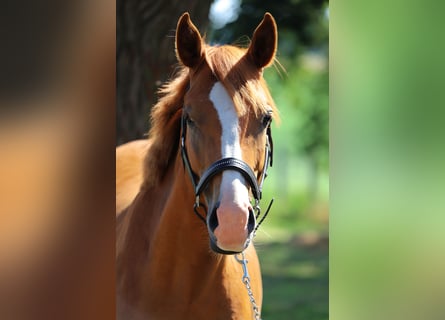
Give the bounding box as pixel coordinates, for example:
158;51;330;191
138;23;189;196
180;114;274;233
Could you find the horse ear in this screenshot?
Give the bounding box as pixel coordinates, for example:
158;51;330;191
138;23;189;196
175;12;204;68
247;13;278;69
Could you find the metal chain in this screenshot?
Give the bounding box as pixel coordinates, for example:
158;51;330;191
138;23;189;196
234;252;261;320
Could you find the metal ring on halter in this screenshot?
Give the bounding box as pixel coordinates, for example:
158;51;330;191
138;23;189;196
193;202;207;223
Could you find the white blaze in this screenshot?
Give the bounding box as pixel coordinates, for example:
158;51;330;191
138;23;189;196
209;82;250;208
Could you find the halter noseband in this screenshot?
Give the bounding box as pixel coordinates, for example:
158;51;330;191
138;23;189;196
180;114;274;233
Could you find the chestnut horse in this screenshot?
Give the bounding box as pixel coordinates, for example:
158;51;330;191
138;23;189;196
116;12;279;320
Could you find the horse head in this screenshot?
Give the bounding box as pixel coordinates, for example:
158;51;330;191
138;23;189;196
175;13;278;254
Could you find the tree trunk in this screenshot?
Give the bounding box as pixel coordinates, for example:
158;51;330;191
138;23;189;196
117;0;211;144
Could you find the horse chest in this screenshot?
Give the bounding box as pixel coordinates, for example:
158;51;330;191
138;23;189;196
140;259;255;320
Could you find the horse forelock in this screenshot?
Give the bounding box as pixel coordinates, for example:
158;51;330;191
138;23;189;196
205;45;279;120
143;44;279;187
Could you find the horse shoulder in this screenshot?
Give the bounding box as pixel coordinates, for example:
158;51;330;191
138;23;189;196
116;139;151;216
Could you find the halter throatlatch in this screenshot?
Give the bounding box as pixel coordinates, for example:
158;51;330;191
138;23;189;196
180;115;274;234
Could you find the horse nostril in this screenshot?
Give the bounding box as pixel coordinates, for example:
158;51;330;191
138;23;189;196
208;203;219;233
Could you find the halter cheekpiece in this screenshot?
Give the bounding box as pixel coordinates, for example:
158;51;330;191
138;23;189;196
180;110;274;234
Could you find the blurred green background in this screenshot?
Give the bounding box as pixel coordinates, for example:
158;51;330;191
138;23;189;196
330;1;445;320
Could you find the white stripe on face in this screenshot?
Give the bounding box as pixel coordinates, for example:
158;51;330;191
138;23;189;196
209;82;250;207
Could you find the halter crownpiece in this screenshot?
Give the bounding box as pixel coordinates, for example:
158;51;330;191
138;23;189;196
180;114;274;233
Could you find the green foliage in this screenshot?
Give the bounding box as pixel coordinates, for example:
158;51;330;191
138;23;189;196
211;0;328;54
259;53;328;235
266;55;328;168
257;54;329;313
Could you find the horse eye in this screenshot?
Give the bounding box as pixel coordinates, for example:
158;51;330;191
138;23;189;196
262;113;272;127
186;115;195;127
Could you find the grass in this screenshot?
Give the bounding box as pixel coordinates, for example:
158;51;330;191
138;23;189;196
257;238;328;320
253;197;329;320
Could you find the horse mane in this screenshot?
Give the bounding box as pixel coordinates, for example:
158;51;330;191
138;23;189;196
143;44;279;188
142;67;188;188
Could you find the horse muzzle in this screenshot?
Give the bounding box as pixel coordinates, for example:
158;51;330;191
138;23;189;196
207;203;256;254
184;156;262;254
